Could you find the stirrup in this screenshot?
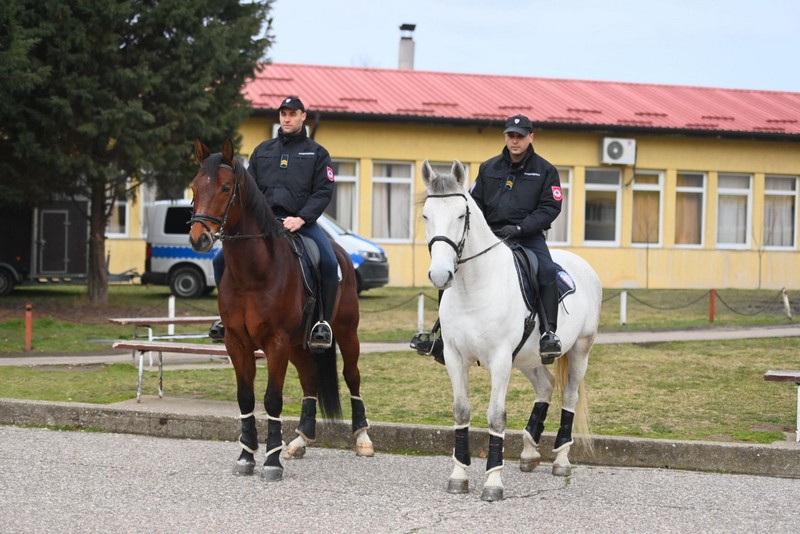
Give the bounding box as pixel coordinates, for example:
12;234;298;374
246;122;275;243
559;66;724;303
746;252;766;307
209;320;225;343
308;320;333;351
539;331;561;365
410;331;445;365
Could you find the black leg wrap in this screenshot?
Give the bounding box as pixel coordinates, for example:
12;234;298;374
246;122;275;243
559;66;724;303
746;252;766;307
524;402;549;444
453;427;471;467
486;434;504;471
554;409;575;450
264;419;283;468
351;397;369;434
296;398;317;440
240;415;259;452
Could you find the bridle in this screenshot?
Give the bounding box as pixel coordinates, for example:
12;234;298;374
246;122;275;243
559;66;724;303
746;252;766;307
189;163;265;242
425;193;504;269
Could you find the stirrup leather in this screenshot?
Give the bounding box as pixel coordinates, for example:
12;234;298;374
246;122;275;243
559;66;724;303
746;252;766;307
308;320;333;350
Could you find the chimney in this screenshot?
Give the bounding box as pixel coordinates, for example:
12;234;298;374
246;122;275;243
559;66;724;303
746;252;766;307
398;23;416;70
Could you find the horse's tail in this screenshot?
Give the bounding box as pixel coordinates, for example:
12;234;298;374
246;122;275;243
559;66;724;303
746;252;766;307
316;344;342;420
554;355;595;458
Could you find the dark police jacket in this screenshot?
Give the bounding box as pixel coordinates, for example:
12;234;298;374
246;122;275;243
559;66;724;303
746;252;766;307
247;128;334;224
470;145;562;236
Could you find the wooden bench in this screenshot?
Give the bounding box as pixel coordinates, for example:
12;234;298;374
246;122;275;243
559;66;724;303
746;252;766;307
109;315;221;342
112;340;265;403
764;370;800;442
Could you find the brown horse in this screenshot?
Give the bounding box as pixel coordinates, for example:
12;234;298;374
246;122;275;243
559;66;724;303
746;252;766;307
188;139;373;481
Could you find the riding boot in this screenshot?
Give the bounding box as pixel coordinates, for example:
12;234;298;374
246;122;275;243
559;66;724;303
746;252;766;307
309;280;338;351
538;280;562;364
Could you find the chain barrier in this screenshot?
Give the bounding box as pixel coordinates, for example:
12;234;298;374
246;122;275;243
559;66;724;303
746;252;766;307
714;289;785;317
625;290;711;311
360;293;431;314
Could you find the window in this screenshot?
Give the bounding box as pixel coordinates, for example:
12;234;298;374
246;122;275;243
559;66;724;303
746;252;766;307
372;162;413;240
631;171;663;246
327;159;358;231
546;167;571;244
716;173;752;247
584;168;621;244
427;161;471;191
675;172;705;246
763;175;797;248
106;181;129;238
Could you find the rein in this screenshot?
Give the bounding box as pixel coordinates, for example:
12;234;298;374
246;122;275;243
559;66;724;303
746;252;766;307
426;193;504;268
190;163;266;242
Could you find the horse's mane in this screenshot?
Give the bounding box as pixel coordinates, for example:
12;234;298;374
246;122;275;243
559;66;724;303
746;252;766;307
203;153;281;237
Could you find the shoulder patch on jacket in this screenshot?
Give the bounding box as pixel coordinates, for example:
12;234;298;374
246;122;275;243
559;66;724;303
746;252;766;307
552;186;563;201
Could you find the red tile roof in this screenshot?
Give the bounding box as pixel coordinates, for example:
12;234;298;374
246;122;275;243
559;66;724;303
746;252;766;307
244;63;800;138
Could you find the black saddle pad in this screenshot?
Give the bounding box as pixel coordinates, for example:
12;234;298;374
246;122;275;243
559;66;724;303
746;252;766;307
512;255;576;311
289;233;320;295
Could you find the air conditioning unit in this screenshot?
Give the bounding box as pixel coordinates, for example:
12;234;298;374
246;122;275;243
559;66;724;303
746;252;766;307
601;137;637;165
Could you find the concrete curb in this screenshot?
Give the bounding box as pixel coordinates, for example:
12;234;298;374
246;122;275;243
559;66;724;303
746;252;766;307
2;398;797;479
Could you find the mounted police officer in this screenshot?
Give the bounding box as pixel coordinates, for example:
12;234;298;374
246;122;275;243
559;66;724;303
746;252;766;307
412;113;563;364
210;96;339;351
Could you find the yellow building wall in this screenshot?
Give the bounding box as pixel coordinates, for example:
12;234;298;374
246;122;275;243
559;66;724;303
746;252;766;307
108;116;800;290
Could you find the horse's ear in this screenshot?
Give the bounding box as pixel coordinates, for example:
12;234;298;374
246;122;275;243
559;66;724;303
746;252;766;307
421;160;435;187
451;160;466;187
194;139;210;163
221;139;235;167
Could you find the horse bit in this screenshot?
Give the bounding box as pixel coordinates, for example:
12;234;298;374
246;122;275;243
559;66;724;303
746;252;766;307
426;193;504;269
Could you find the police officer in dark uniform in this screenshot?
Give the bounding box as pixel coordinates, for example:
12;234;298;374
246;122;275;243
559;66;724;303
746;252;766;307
412;114;563;364
210;96;339;350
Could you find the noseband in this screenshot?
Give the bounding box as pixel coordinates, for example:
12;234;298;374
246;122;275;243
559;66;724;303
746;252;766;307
426;193;504;269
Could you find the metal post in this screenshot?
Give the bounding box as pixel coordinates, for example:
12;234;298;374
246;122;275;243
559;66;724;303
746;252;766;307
168;295;176;336
24;303;33;352
417;293;424;333
620;290;627;326
709;289;716;323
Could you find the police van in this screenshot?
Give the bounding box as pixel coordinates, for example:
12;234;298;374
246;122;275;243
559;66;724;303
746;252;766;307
141;200;388;298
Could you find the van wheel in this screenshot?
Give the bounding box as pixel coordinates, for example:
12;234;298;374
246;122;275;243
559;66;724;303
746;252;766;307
0;269;15;296
170;267;205;298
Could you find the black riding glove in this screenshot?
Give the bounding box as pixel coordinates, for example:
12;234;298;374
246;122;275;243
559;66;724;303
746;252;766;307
498;224;521;239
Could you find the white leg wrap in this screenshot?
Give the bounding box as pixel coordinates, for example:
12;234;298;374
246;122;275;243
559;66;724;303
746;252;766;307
238;435;257;454
265;442;285;459
451;454;470;470
239;410;256;419
266;414;281;422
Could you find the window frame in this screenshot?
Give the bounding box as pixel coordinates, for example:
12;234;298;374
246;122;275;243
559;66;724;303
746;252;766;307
583;168;621;247
631;169;664;248
545;166;572;245
715;173;753;249
327;158;360;232
674;171;706;249
371;160;414;243
763;174;798;250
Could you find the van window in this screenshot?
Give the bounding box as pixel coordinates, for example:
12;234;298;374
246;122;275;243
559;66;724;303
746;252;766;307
164;207;193;234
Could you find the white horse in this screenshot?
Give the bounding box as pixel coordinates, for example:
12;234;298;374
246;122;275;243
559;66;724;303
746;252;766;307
421;160;602;502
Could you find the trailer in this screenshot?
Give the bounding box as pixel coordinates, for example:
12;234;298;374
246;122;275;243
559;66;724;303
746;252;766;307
0;200;90;295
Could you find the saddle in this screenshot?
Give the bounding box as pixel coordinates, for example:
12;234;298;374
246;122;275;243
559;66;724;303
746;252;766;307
508;243;576;312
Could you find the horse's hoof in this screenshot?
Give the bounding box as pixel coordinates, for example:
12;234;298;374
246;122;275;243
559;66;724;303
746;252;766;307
481;486;504;502
552;464;572;477
355;443;374;457
232;460;255;476
259;466;284;481
519;458;540;472
282;446;306;460
446;478;469;494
